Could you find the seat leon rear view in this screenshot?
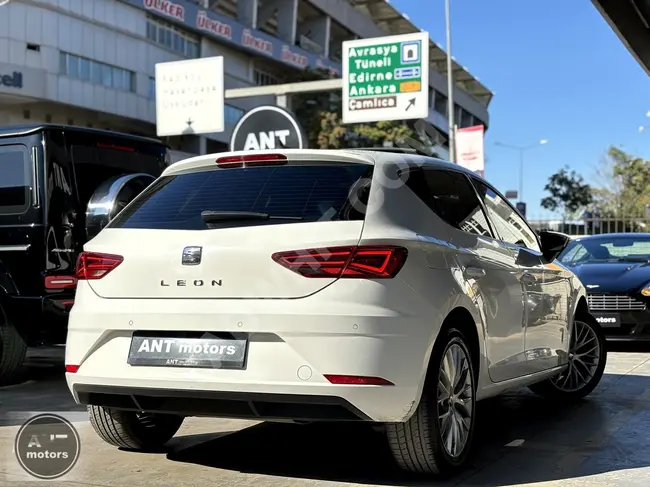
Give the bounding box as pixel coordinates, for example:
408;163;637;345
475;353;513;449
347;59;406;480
65;149;606;476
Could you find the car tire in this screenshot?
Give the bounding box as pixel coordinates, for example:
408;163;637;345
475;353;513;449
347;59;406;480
528;314;607;401
0;311;27;386
88;405;184;450
386;327;477;476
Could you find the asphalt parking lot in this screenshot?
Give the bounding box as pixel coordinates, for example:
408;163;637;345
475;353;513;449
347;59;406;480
2;346;650;486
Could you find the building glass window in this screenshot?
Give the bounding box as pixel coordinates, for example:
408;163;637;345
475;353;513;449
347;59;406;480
78;58;90;81
224;104;245;125
461;109;473;128
254;69;279;86
146;17;200;58
67;55;79;78
434;91;447;117
60;51;136;93
148;76;155;99
101;64;112;88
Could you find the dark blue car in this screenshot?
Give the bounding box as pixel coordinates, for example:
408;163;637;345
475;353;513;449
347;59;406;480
558;233;650;341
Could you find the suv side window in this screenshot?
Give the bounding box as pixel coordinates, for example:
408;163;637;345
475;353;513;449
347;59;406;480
471;178;541;252
404;168;493;237
0;144;31;215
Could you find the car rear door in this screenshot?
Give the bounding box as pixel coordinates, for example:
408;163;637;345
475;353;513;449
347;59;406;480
0;140;44;296
470;177;569;375
408;167;527;383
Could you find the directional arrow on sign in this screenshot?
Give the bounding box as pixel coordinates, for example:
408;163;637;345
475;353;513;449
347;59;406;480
405;98;416;111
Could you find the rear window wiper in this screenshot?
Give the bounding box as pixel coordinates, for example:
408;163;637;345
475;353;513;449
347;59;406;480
201;211;303;222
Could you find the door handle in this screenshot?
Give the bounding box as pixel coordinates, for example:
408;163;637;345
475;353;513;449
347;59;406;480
464;266;486;278
521;272;537;285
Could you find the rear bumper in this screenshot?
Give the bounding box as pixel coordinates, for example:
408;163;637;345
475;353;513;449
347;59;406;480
72;385;372;421
65;281;442;423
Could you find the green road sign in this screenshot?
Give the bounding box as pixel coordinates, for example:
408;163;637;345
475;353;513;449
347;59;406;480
342;32;429;124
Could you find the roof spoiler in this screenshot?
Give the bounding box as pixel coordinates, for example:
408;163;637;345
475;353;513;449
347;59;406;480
352;147;430;156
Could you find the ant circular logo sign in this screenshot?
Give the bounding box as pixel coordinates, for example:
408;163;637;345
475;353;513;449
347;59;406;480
14;414;81;479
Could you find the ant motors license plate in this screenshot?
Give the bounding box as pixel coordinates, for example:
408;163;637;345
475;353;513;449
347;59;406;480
127;335;247;369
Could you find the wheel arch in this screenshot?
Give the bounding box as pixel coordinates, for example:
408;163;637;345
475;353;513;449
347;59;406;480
0;260;18;297
405;302;484;422
0;260;18;329
575;295;590;320
428;306;482;384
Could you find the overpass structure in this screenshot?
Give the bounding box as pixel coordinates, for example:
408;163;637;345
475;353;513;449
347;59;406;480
592;0;650;75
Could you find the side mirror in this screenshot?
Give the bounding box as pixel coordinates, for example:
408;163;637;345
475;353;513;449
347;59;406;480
538;230;571;262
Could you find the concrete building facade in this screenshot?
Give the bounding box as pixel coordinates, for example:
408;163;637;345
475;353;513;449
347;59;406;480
0;0;493;158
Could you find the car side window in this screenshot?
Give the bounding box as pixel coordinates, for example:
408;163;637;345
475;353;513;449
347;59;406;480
404;168;493;237
471;178;541;253
0;144;31;215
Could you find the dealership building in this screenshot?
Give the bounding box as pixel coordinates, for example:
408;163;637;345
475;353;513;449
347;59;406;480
0;0;492;159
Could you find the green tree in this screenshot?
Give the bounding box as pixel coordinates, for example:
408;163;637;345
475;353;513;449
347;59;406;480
541;167;593;219
290;68;436;152
607;146;650;215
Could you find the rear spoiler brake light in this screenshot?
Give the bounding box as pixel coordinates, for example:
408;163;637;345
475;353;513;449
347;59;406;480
97;143;135;152
215;153;287;168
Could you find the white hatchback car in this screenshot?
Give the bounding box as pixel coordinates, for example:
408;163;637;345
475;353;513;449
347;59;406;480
65;149;607;476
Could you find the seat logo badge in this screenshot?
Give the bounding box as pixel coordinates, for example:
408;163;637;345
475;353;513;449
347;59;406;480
182;246;202;266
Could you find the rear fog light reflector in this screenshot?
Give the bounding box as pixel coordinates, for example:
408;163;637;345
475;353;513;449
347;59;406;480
324;374;394;386
44;276;77;289
65;364;79;373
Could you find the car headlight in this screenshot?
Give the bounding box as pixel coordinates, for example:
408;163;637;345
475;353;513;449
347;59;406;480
641;283;650;297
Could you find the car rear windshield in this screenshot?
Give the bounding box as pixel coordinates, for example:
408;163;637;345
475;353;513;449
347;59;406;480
109;163;373;230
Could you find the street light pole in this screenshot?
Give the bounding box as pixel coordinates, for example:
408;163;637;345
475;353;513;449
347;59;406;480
494;139;548;202
445;0;455;162
519;148;524;202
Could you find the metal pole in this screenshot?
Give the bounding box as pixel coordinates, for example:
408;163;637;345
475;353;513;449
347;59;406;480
519;149;524;202
445;0;455;162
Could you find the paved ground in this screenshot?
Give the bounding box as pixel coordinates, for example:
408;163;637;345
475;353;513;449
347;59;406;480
2;345;650;486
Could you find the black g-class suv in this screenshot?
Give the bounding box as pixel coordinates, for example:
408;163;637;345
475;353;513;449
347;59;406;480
0;125;168;383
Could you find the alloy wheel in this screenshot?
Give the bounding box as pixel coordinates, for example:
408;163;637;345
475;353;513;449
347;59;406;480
437;343;473;458
550;320;601;392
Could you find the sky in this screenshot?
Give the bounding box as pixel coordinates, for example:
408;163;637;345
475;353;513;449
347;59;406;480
391;0;650;218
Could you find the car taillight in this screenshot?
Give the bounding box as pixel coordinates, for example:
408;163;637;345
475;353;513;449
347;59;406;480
215;153;288;168
76;252;123;280
271;245;407;278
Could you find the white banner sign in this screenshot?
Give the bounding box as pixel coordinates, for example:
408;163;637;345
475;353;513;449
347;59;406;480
155;56;225;137
455;125;485;176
